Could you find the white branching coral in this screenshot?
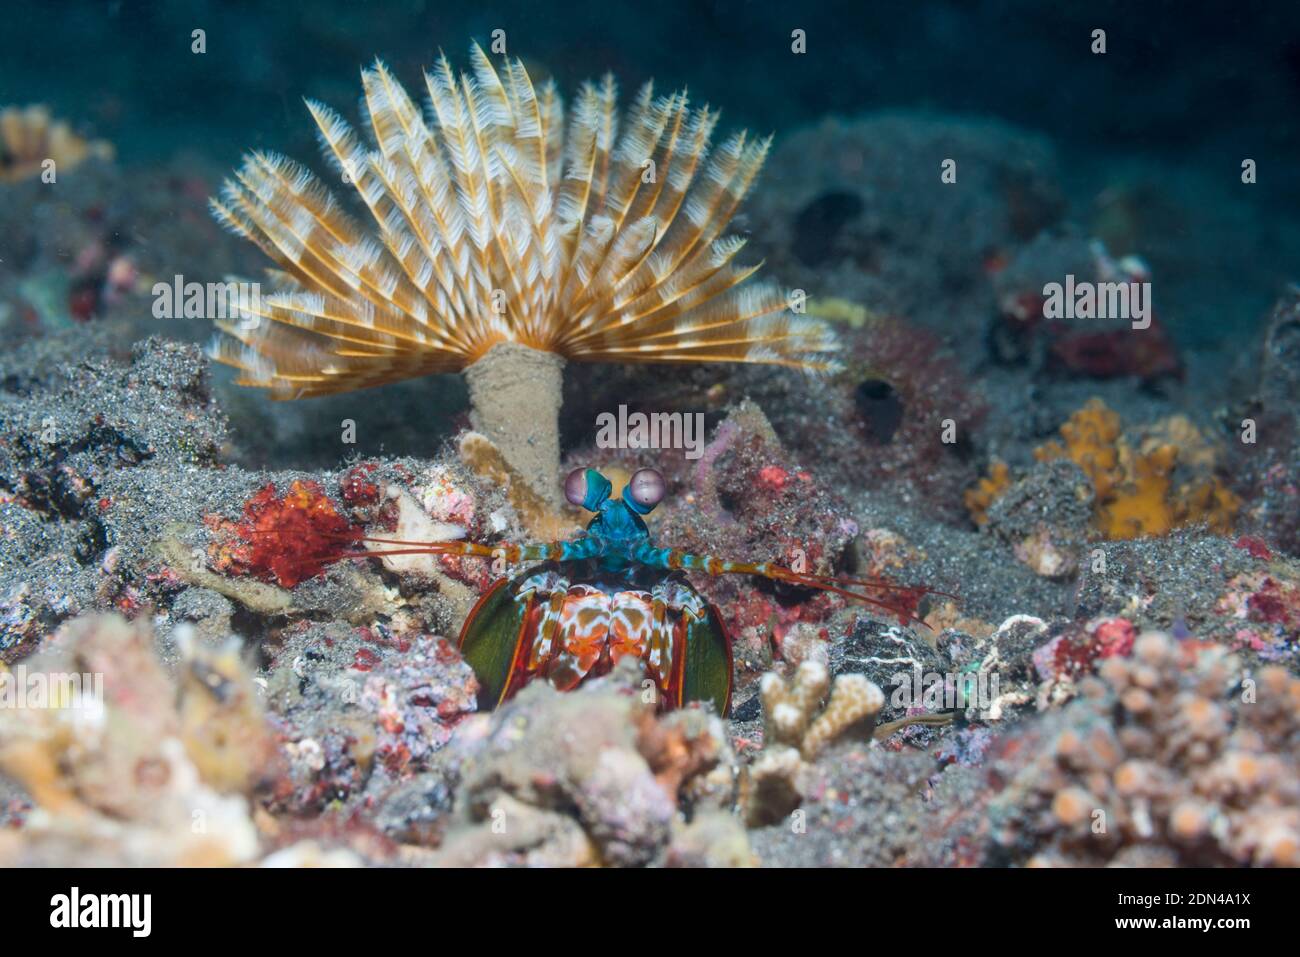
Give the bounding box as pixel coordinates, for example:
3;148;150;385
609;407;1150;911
207;43;839;498
760;661;886;760
745;661;886;825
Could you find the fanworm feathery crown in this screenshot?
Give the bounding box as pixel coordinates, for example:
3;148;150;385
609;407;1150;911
209;44;840;397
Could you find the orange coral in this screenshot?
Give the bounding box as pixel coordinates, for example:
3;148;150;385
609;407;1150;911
1033;399;1238;540
1099;440;1178;537
1035;398;1123;500
963;459;1011;527
1141;414;1218;471
1170;475;1240;537
923;600;994;639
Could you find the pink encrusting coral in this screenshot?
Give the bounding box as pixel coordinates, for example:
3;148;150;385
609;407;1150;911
981;632;1300;867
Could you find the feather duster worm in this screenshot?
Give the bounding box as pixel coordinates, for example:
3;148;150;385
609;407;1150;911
209;43;838;501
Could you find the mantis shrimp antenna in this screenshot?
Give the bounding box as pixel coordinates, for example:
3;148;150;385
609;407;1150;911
250;530;946;629
628;544;947;627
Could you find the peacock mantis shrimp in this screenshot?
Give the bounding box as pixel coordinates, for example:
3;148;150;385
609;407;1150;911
269;466;943;716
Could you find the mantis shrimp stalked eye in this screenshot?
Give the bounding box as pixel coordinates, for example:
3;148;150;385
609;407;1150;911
624;468;667;512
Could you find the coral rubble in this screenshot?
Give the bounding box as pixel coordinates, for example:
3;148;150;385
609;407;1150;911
0;615;270;866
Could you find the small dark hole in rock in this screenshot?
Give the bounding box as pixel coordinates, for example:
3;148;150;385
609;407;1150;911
854;379;904;444
792;191;864;267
